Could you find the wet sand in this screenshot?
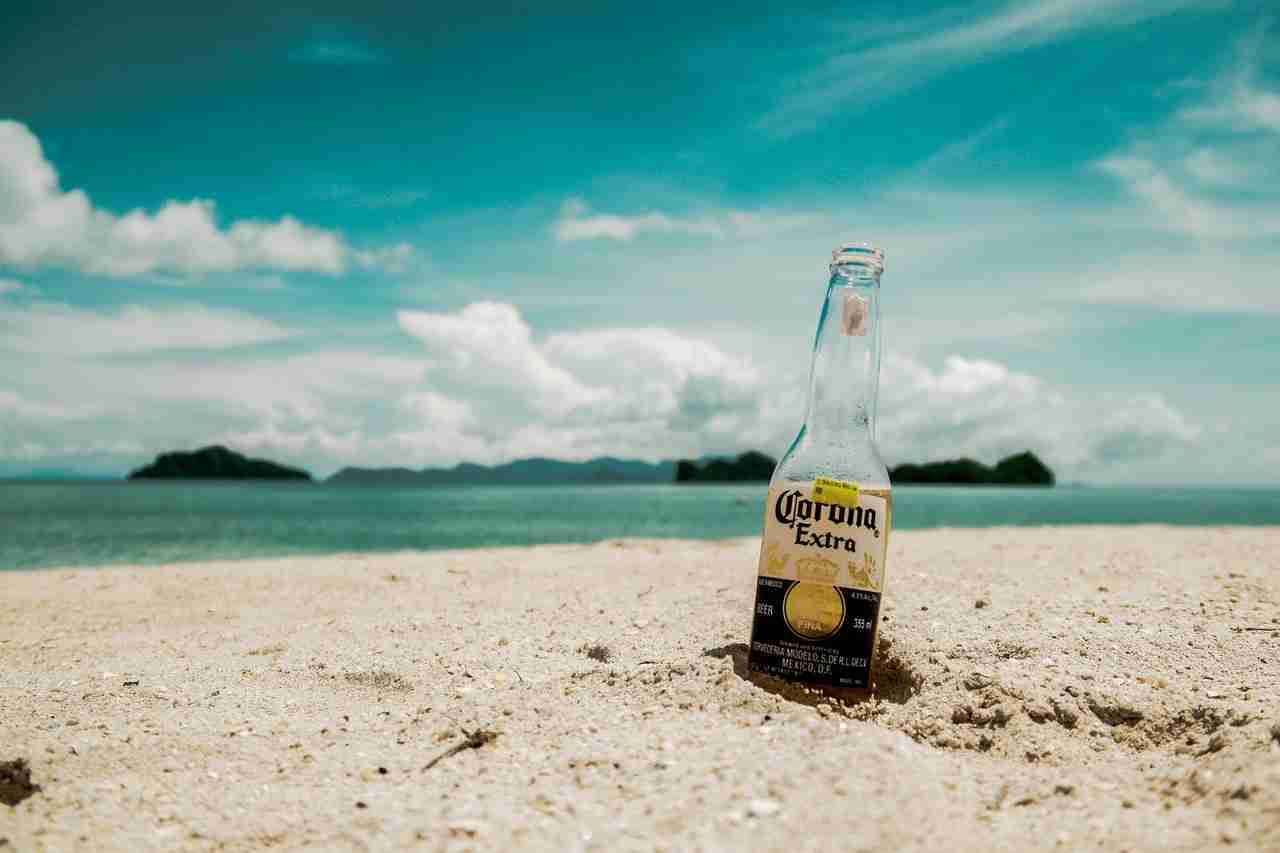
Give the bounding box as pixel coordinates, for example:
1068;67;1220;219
2;526;1278;851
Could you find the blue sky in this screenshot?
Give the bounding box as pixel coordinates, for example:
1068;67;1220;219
1;0;1277;482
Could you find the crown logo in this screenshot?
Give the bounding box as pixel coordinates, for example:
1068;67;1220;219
795;555;839;582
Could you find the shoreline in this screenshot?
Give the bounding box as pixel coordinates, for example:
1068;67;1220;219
3;526;1279;850
4;522;1280;575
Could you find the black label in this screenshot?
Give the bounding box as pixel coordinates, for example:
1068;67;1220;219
747;577;881;688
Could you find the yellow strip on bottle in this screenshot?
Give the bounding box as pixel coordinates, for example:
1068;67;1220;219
812;476;860;509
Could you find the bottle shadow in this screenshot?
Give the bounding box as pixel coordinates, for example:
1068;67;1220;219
702;639;921;709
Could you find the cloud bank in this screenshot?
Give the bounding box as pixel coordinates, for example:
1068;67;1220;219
1;301;1198;480
0;301;295;355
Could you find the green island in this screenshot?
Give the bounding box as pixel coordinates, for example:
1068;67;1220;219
128;445;312;481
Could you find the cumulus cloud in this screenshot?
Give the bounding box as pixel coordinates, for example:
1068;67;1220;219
398;301;595;417
0;120;410;278
0;302;295;355
553;198;816;242
396;302;764;455
879;355;1198;470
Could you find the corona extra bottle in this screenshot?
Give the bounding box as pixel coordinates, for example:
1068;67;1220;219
748;243;891;692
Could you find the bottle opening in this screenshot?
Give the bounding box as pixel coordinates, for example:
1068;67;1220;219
831;242;885;276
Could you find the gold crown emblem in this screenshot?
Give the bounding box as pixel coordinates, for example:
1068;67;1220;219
795;555;839;582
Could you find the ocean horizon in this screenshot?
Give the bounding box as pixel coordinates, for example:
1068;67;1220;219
4;481;1278;572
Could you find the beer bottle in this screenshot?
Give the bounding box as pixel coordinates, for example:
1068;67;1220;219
748;243;891;694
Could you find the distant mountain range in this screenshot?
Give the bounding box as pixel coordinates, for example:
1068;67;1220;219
117;446;1053;487
329;457;675;485
1;469;115;481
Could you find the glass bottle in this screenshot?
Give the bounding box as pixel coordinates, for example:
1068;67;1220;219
747;242;891;694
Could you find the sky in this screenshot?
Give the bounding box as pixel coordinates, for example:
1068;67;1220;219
1;0;1277;483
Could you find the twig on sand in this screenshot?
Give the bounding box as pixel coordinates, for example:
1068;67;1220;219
422;727;500;772
1239;627;1279;632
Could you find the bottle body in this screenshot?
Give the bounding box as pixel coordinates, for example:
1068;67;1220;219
748;245;891;693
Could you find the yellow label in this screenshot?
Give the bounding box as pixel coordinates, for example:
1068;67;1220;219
813;477;860;508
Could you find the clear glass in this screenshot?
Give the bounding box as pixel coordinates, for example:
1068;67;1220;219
771;255;889;490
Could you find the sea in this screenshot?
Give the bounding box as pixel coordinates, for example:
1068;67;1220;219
2;481;1279;572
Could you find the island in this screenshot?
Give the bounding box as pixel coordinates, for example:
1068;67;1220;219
674;451;776;483
128;445;312;481
328;457;674;486
890;450;1054;486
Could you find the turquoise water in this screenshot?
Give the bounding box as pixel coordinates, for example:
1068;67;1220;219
2;482;1278;571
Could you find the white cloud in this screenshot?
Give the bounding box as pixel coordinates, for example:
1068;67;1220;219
543;326;762;430
0;388;98;421
397;301;595;417
399;390;473;428
395;302;772;460
0;302;296;355
1234;83;1280;132
0;348;430;472
353;241;416;274
553;199;721;242
1093;33;1280;245
553;198;816;242
761;0;1204;132
1183;148;1254;187
1095;156;1280;239
879;355;1199;471
0;120;410;278
1178;31;1280;134
1074;253;1280;314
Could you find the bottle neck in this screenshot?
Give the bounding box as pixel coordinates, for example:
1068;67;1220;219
801;268;882;446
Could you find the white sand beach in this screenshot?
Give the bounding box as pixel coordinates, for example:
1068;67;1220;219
2;526;1279;851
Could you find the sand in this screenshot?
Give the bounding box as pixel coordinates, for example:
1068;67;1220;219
2;526;1279;851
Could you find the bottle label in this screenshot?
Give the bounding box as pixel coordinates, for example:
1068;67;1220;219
748;481;890;689
842;293;869;336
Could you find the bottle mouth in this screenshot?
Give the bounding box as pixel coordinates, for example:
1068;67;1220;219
831;242;885;276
